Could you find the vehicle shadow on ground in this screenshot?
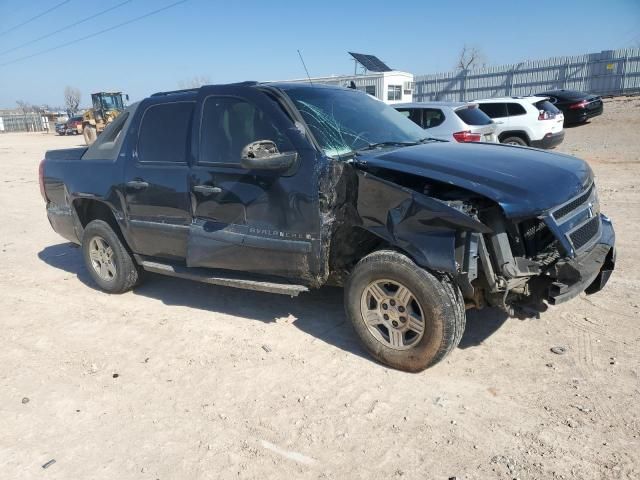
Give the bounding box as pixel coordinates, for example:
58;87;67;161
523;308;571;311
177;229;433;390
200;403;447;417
564;121;591;129
39;242;511;361
460;308;508;349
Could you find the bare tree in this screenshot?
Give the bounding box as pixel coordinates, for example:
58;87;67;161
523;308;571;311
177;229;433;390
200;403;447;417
456;45;486;71
64;86;81;116
178;75;211;89
16;100;32;115
15;100;35;131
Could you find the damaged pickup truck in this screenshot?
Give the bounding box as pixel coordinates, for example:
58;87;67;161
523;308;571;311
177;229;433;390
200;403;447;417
40;82;616;371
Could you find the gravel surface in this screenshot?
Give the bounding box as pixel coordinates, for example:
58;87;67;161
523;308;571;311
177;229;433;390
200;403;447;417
1;97;638;479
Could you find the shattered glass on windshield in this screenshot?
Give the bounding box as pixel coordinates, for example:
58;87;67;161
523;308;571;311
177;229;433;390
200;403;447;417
296;100;365;157
281;86;426;158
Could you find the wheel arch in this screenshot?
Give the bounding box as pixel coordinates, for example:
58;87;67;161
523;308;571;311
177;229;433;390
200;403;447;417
345;170;491;275
498;130;531;145
71;199;131;247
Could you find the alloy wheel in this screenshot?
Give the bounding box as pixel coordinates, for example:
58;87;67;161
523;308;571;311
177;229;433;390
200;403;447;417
88;236;117;281
360;279;426;350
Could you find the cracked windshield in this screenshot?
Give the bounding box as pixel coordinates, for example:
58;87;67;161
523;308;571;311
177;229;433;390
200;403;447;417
282;86;428;157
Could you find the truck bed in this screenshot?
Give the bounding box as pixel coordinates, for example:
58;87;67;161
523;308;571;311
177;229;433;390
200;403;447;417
44;147;87;161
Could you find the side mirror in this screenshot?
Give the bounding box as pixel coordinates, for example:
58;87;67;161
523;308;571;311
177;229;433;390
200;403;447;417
240;140;297;171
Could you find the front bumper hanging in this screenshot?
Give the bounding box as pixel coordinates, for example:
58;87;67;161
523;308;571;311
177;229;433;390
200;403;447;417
547;215;615;305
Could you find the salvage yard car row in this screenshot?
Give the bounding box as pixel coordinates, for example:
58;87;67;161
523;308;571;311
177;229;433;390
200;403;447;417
393;89;603;150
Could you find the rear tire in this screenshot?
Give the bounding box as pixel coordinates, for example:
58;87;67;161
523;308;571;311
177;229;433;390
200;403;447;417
82;220;141;293
345;250;465;372
501;136;527;146
83;125;97;145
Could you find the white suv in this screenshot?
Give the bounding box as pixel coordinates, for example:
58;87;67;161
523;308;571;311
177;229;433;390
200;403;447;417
394;102;498;143
474;96;565;149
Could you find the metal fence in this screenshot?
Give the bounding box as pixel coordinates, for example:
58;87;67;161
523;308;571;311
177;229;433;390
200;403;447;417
414;48;640;102
0;113;48;133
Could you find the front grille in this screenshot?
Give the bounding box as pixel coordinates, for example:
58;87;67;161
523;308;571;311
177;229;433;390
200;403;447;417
546;182;602;256
553;184;593;220
569;216;600;250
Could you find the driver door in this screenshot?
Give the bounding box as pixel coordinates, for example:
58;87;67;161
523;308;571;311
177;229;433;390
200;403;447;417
187;85;321;281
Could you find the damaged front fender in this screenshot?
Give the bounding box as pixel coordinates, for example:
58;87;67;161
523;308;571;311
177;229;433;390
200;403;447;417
354;170;491;273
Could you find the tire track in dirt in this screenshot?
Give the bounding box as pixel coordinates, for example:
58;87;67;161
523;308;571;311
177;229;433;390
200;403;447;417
567;315;625;432
562;310;632;349
567;324;638;476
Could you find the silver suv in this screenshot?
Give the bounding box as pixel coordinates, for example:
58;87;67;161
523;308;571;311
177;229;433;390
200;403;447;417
394;102;498;143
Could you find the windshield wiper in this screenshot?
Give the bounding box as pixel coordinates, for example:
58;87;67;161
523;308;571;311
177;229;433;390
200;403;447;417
353;138;446;156
356;141;419;152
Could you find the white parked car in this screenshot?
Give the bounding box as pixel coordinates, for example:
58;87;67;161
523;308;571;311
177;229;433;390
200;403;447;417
394;102;498;143
474;96;564;149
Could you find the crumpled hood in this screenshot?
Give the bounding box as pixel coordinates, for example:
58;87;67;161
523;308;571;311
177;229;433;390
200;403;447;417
357;142;593;218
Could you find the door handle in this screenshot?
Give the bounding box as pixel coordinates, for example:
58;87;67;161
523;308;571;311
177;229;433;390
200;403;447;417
126;180;149;190
193;185;222;195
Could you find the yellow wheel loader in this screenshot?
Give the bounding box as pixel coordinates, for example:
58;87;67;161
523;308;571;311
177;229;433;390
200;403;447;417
82;92;128;145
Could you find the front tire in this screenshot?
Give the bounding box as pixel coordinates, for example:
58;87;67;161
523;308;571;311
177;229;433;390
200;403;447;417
83;125;97;145
82;220;141;293
345;250;465;372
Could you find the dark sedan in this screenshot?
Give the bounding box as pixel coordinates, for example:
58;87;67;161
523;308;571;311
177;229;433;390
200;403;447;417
535;89;603;125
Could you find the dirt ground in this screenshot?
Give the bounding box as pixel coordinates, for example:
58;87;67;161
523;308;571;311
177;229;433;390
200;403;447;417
1;98;639;480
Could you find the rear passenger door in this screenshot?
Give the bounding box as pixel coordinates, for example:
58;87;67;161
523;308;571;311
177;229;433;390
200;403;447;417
505;102;528;129
123;100;195;259
187;85;321;281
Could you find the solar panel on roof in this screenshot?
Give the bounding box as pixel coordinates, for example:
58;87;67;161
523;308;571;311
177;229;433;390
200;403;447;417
348;52;392;72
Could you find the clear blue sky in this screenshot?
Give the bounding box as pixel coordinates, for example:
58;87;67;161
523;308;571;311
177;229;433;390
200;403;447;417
0;0;638;109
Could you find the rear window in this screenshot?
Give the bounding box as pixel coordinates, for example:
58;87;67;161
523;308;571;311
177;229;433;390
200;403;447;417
455;105;492;126
534;100;560;114
477;102;507;118
555;90;585;100
137;101;194;164
82;103;138;161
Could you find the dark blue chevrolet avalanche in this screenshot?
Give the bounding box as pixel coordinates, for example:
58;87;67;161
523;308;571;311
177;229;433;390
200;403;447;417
40;82;615;371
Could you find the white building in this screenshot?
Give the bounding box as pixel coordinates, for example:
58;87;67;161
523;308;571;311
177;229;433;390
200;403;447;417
287;70;415;104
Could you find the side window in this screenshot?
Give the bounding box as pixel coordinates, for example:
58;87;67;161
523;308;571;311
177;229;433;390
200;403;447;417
199;96;292;165
478;103;507;118
137;101;194;164
507;103;527;116
409;109;423;127
396;108;423;127
423;108;445;128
